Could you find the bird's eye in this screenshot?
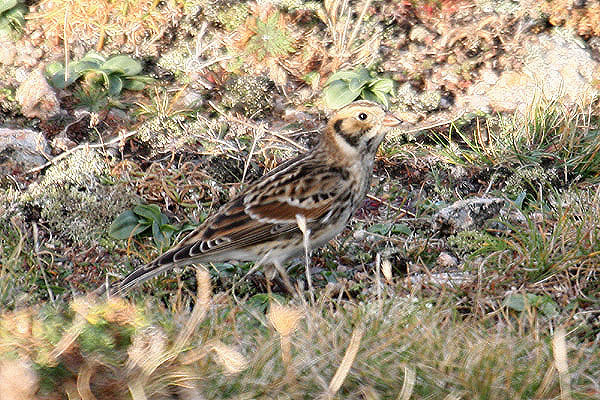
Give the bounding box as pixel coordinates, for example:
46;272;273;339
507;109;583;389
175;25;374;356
358;112;368;121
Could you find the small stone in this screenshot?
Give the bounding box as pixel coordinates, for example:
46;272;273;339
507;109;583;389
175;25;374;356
0;38;16;65
51;136;77;153
436;252;458;268
486;31;599;113
15;68;60;120
353;229;367;241
433;197;505;235
409;25;433;44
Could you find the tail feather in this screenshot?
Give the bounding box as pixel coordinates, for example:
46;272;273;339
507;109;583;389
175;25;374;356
115;260;177;294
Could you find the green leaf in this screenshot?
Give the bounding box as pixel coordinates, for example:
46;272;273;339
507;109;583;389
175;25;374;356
369;78;394;94
78;51;105;68
302;71;319;85
48;71;69;89
355;68;371;83
247;293;286;312
107;74;123;97
367;223;392;235
348;77;364;93
109;210;147;240
355;68;372;82
360;88;388;108
123;76;153;91
504;294;526;312
69;60;101;76
48;60;100;89
152;220;169;250
0;19;9;34
102;55;143;76
123;80;145;91
5;4;27;26
514;191;527;209
323;80;360;109
373;90;389;108
324;70;358;86
360;88;378;102
45;61;64;78
133;204;163;223
391;223;412;235
538;297;559;317
159;224;178;234
0;0;18;15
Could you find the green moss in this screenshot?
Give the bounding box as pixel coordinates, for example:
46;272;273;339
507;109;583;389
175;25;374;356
221;75;275;118
245;12;295;60
447;230;495;257
201;0;249;31
0;87;19;114
503;165;559;198
156;40;193;79
277;0;322;12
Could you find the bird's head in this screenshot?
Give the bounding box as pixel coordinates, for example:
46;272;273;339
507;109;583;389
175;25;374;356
325;101;402;158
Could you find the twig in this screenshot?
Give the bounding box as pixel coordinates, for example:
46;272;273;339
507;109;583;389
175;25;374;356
346;0;372;54
394;111;467;137
27;130;139;174
296;214;315;304
208;101;308;152
33;223;55;304
366;194;416;217
241;123;263;185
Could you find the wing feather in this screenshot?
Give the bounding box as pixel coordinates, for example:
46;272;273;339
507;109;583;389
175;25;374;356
174;157;347;258
114;155;350;293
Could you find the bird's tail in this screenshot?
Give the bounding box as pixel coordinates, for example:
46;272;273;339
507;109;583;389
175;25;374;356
92;246;189;296
114;260;178;294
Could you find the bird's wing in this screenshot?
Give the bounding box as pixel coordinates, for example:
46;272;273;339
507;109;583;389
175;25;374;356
163;159;347;260
115;157;349;293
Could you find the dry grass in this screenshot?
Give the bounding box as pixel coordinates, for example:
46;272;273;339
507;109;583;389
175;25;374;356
28;0;183;51
0;287;597;399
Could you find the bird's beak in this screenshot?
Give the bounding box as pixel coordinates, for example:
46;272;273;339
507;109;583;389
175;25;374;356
382;112;402;127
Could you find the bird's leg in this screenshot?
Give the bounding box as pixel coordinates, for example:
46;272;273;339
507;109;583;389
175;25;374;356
271;259;295;295
295;214;315;303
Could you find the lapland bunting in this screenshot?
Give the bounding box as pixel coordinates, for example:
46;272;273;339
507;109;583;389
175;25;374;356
110;100;402;294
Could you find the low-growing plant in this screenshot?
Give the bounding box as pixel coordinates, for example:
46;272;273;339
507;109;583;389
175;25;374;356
109;204;179;250
504;292;559;318
245;11;295;61
45;51;154;98
323;68;394;109
0;0;27;38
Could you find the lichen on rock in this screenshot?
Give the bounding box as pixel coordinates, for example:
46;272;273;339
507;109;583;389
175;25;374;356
221;75;275;118
13;147;137;245
136;115;204;155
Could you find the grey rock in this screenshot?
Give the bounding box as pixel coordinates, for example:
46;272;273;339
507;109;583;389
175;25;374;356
0;128;50;170
433;197;505;235
488;30;599;113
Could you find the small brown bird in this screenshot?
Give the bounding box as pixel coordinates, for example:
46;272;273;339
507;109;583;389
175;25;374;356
112;101;401;294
